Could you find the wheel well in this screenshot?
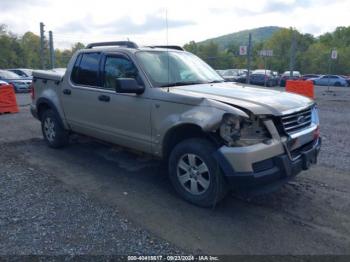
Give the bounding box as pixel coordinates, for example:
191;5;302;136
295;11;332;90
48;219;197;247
37;102;51;120
162;124;219;159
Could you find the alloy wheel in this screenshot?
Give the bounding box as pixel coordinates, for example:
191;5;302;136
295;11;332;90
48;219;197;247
177;153;211;195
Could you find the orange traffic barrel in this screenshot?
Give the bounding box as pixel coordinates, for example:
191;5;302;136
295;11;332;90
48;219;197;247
286;80;314;99
0;84;19;114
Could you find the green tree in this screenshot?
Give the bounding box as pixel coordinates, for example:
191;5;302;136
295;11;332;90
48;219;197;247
0;24;85;69
20;32;41;68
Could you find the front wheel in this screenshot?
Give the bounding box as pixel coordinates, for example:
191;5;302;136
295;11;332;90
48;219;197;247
168;138;228;207
41;109;69;148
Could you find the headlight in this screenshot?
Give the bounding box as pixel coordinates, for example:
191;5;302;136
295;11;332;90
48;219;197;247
311;105;319;125
219;114;270;146
219;114;241;146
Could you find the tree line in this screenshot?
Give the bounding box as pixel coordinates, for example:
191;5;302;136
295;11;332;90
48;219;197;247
1;24;350;75
0;24;84;69
184;27;350;75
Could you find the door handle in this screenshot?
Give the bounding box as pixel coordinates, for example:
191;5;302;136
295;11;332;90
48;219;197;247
98;95;110;102
63;89;71;95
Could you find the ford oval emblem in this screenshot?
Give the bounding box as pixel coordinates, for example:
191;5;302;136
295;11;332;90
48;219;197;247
297;115;306;124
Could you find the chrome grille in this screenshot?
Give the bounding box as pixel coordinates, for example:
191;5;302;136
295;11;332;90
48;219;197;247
281;107;312;134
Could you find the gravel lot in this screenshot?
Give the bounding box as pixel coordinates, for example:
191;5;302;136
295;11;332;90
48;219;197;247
316;88;350;171
1;86;350;255
0;98;180;255
0;150;179;255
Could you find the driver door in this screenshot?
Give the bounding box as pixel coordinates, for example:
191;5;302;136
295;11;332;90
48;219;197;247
94;53;152;153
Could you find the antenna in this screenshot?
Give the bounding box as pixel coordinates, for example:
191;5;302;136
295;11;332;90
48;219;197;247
166;9;170;92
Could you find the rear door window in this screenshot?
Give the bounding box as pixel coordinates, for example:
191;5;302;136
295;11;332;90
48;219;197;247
71;53;101;87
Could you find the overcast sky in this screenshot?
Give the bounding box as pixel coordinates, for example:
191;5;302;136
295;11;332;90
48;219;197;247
0;0;349;49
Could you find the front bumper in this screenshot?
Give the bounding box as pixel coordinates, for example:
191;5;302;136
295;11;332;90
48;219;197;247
215;137;321;192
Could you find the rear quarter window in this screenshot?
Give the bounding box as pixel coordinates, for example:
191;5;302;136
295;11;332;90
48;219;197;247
71;52;101;87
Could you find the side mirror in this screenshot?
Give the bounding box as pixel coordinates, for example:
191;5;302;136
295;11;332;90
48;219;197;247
115;78;145;95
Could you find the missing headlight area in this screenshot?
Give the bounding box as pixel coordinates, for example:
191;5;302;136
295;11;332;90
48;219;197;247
219;114;271;147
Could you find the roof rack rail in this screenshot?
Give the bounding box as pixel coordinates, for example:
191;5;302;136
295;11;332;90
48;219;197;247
148;45;184;51
86;41;138;49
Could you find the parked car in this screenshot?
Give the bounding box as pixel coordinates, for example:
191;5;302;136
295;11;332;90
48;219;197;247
302;74;320;81
236;72;247;83
221;69;240;82
0;80;8;86
0;70;32;93
250;69;277;87
279;71;301;87
216;70;226;76
7;68;33;79
31;41;321;207
340;75;350;86
309;75;348;87
237;69;247;76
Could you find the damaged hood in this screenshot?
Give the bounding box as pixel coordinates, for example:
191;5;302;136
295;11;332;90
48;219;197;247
169;82;314;115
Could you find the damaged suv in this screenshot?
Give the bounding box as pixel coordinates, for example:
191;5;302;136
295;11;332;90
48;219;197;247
31;41;321;207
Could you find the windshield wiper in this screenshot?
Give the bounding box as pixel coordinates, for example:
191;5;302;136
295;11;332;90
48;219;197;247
159;81;205;87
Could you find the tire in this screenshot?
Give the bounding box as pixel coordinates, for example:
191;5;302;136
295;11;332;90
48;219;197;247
41;109;69;148
168;138;228;207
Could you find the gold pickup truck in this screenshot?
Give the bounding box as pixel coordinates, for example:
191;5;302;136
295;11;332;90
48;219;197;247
31;41;321;207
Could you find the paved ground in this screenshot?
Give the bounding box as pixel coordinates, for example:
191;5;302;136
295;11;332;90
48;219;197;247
1;86;350;255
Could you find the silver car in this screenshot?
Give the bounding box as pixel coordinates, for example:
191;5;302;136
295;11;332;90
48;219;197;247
0;70;32;93
310;75;348;87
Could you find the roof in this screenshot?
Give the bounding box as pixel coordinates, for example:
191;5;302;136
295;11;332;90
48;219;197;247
82;41;184;53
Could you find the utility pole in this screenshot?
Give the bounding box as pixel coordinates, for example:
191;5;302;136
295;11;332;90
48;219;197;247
246;33;252;84
40;22;46;69
49;31;55;69
289;30;296;77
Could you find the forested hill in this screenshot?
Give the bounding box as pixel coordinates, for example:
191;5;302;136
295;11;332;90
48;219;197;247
184;26;350;74
199;26;283;49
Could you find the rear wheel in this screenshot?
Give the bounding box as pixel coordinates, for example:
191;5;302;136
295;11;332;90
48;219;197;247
41;109;69;148
168;138;228;207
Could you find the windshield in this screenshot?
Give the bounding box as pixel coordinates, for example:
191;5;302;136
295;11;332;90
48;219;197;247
0;70;21;79
136;51;223;87
21;69;33;76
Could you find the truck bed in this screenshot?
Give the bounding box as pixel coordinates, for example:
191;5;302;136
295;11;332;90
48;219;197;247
33;69;65;82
